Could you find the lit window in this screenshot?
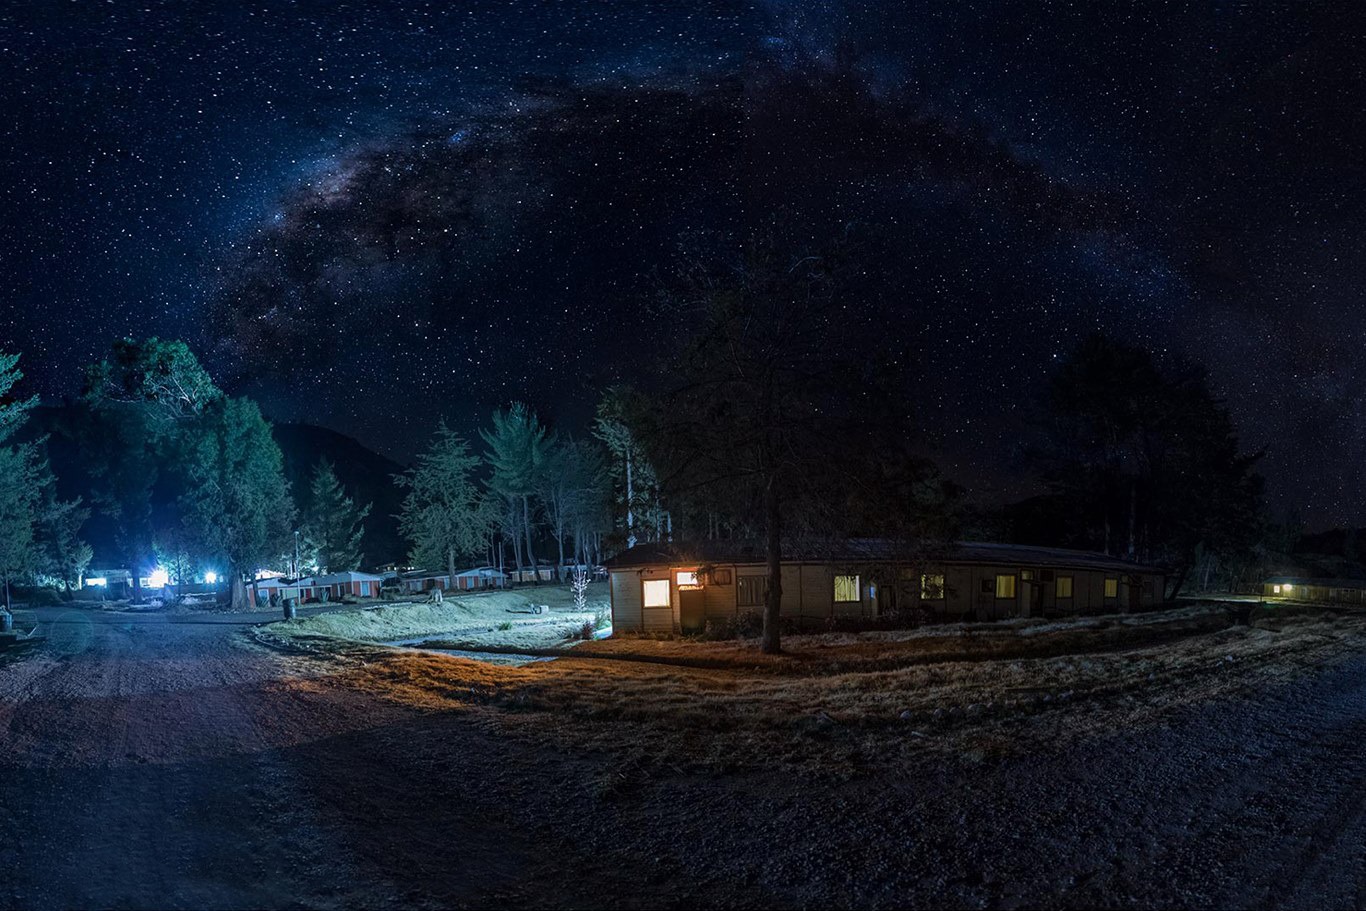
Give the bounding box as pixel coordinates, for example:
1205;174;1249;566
1056;575;1074;598
675;570;700;587
643;579;670;608
834;574;861;603
995;574;1016;599
921;573;945;599
1273;584;1282;595
1104;578;1119;598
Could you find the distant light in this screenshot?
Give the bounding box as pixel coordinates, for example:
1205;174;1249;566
86;577;107;587
148;567;170;589
204;571;219;585
1282;584;1292;595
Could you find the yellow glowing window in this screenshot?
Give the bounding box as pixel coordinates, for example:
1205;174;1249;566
1273;584;1282;595
995;574;1016;599
643;579;670;608
1056;575;1073;598
675;570;700;587
921;573;945;599
1104;578;1119;598
834;574;861;603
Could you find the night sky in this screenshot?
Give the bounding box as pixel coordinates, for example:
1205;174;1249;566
4;2;1365;527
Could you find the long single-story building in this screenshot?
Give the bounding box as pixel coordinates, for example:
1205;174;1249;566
253;571;384;604
604;540;1167;634
1262;576;1366;605
399;566;510;594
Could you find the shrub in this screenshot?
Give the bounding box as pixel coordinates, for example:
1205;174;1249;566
496;620;513;631
25;587;64;606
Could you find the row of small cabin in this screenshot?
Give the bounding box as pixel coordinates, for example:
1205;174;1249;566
604;541;1167;633
253;571;386;603
251;566;516;603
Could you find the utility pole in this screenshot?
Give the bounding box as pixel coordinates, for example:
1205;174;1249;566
293;529;300;578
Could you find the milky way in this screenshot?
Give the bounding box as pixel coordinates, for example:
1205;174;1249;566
4;1;1366;526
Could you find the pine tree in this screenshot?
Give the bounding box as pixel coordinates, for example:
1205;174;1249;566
303;459;370;573
481;403;549;582
0;352;42;613
82;338;221;602
397;422;485;588
178;397;294;611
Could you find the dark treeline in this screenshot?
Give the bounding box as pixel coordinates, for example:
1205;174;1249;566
0;231;1276;652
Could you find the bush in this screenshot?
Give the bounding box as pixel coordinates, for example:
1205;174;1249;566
700;610;764;640
496;620;513;631
24;587;64;606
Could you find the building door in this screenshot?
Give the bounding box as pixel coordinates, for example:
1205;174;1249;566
679;588;706;634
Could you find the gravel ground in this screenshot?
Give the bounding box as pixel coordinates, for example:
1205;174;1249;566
4;603;1366;908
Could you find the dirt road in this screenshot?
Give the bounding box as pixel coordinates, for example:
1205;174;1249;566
4;606;1366;908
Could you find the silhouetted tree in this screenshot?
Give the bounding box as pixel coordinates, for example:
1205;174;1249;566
178;397;294;611
302;459;370;573
653;232;944;653
397;422;485;588
1039;334;1263;598
482;403;549;582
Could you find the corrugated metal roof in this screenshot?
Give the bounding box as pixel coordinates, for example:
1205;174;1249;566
603;539;1164;574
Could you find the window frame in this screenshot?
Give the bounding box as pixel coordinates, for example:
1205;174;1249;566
1055;575;1074;599
994;573;1017;599
675;569;700;588
736;574;768;608
921;573;945;600
1104;577;1119;599
642;578;671;609
833;574;861;604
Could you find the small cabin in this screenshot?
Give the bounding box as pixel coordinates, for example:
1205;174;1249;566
603;540;1166;634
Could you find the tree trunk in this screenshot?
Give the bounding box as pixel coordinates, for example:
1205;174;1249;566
131;563;144;604
556;532;566;582
229;571;250;612
522;494;538;584
1127;481;1137;558
1166;564;1190;602
448;546;457;591
625;450;636;548
760;473;783;655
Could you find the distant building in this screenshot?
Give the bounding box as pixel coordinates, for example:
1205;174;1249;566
84;568;134;596
603;540;1167;634
399;566;508;593
1262;576;1366;605
252;571;383;604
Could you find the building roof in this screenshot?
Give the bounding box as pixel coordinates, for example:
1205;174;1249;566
602;539;1165;575
312;571;384;583
453;566;506;578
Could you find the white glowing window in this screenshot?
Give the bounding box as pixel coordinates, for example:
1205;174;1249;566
1273;584;1282;594
643;579;670;608
675;570;700;587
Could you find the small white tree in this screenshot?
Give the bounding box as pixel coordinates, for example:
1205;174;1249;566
571;565;589;613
